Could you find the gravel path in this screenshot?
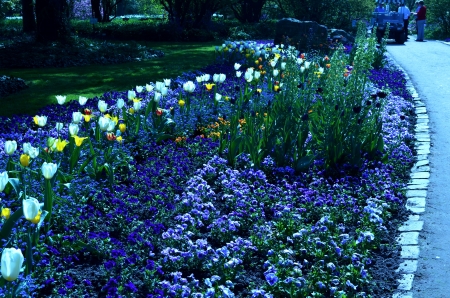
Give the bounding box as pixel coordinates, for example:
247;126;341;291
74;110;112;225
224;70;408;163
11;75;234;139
387;38;450;298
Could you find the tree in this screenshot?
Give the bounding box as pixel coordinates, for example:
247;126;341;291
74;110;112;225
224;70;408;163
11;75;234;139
274;0;374;31
159;0;227;28
21;0;36;32
229;0;267;23
427;0;450;37
35;0;71;42
91;0;124;22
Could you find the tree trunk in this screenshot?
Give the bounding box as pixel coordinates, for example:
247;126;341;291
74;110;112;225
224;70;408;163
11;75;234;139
35;0;71;43
91;0;102;20
21;0;36;32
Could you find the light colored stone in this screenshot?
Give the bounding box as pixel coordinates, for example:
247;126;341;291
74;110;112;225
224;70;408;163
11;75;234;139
399;220;424;232
408;215;420;221
408;178;429;186
397;232;419;245
415;136;430;142
411;166;430;173
406;197;426;208
416;149;431;155
401;246;420;259
406;206;425;213
415;159;429;167
407;184;428;190
410;171;430;179
393;292;414;298
406;189;427;198
396;260;418;273
397;274;415;290
414;143;430;150
415;107;427;114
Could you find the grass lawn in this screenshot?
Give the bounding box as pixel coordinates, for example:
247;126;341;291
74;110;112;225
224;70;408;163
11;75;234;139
0;41;217;117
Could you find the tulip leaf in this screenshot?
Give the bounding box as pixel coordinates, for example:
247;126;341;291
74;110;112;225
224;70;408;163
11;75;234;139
7;178;21;195
0;207;24;244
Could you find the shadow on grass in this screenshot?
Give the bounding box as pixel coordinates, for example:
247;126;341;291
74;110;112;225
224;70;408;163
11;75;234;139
0;41;218;117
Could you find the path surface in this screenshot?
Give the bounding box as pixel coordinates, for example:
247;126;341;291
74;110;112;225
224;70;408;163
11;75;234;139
387;38;450;298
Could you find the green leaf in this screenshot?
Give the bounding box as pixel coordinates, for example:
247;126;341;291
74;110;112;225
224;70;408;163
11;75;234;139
7;178;21;195
0;207;24;244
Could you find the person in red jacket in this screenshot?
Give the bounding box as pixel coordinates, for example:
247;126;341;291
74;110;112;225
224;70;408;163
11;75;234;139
413;1;427;41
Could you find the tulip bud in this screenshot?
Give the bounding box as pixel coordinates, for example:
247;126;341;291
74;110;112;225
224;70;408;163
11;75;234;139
23;197;40;221
69;123;79;136
55;122;63;131
98;100;108;113
20;154;30;167
127;90;136;100
119;123;126;133
117;98;125;109
41;162;58;180
133;101;142;112
72;112;83;124
56;95;66;105
4;140;17;155
99;116;110;131
164;79;171;87
136;85;144;93
1;207;10;219
1;248;24;282
145;84;154;92
0;171;8;192
79;96;88;106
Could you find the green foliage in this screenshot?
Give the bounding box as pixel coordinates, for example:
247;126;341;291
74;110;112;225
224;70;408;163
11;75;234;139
273;0;374;31
426;0;450;38
372;24;389;69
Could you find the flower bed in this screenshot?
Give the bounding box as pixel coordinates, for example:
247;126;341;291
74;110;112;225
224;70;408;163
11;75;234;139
0;29;415;297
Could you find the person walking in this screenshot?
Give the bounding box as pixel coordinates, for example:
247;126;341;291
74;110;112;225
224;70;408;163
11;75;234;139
413;1;427;41
398;3;411;39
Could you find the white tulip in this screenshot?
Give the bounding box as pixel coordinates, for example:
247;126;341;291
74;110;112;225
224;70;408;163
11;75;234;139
318;67;324;74
234;63;241;70
99;116;110;131
22;143;31;155
0;171;8;192
218;74;226;83
236;71;242;78
273;69;279;77
183;81;196;93
55;122;63;131
244;71;253;82
127;90;136;100
28;147;39;159
155;81;164;92
79;96;88;106
164;79;171;87
56;95;66;105
133;101;142;112
136;85;144;93
215;93;222;102
201;74;210;82
254;71;261;79
69;123;79;136
196;76;203;83
213;74;220;83
117;98;125;109
154;92;161;103
34;115;47;127
281;62;286;70
4;140;17;155
107;119;116;132
270;60;277;67
304;61;311;69
161;87;168;97
98;100;107;113
300;66;306;73
1;248;24;281
41;162;57;180
23;197;40;221
145;84;154;92
72;112;83;124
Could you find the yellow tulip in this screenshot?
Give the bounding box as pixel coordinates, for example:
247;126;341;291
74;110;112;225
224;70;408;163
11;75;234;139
129;108;135;114
119;123;126;133
55;138;69;152
72;135;88;147
1;208;11;220
116;136;124;143
204;83;215;92
83;114;92;122
20;154;30;167
178;100;185;107
30;210;42;224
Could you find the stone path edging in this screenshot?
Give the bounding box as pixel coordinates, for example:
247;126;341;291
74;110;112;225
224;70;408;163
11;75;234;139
386;53;430;298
